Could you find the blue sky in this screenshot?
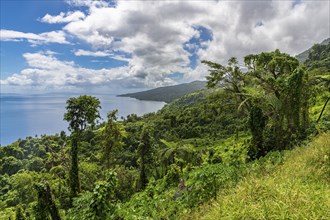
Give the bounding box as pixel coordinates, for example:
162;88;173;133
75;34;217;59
0;0;329;94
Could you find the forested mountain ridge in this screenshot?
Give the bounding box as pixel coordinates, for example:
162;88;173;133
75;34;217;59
0;46;329;219
118;80;206;103
296;37;330;63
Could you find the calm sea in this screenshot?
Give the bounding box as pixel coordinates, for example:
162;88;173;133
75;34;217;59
0;94;165;146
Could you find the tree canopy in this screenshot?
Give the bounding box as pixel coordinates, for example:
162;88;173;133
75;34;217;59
64;95;101;133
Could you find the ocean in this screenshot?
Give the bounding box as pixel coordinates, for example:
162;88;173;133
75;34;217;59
0;94;165;146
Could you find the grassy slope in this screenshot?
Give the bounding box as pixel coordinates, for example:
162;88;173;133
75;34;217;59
183;133;330;220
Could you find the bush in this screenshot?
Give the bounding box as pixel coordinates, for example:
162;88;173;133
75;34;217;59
180;164;241;208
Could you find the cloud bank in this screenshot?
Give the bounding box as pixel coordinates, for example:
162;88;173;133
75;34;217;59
0;51;174;90
1;0;329;91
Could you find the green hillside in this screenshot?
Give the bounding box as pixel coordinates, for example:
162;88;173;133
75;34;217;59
296;38;330;63
118;80;206;103
184;132;330;219
0;47;329;219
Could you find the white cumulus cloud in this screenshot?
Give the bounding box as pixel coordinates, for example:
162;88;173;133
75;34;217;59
0;29;69;45
65;0;111;8
62;0;329;82
73;49;130;62
0;51;175;89
40;11;86;24
74;49;112;57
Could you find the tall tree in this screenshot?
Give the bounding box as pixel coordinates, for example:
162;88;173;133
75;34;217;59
204;50;310;157
64;95;101;201
248;105;266;159
244;49;300;98
244;50;308;149
203;57;250;112
102;110;123;168
137;127;153;190
34;182;61;220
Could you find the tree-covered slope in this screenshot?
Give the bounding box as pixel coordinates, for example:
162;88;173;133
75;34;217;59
304;40;330;71
0;47;329;219
296;38;330;63
118;80;206;103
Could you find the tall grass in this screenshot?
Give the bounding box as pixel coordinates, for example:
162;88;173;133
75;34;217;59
182;133;330;219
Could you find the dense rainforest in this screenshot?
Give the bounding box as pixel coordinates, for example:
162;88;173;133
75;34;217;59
0;42;329;219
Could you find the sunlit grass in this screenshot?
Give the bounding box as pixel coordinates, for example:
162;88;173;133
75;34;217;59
182;133;330;220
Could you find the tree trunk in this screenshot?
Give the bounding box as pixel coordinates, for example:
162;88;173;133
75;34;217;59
316;97;330;123
69;135;80;205
45;184;61;220
35;182;61;220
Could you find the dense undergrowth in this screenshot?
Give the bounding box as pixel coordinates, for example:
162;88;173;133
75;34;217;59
182;132;330;219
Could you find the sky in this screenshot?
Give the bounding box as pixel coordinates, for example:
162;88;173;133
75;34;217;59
0;0;329;94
